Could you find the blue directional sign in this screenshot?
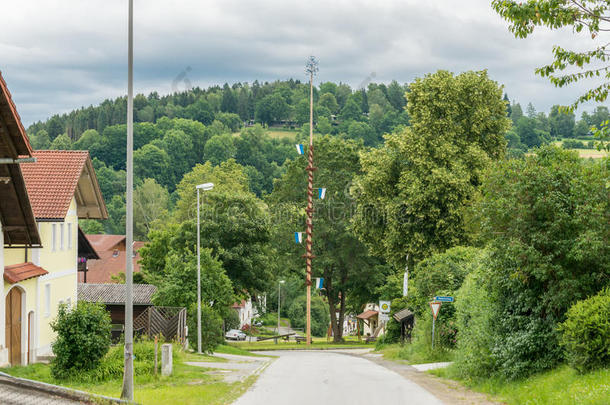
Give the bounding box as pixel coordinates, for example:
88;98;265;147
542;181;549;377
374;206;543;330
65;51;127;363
434;296;454;302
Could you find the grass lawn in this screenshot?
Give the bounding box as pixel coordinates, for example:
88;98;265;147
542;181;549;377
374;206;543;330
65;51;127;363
431;365;610;405
1;349;254;405
266;128;298;140
231;128;299;140
229;335;372;351
374;343;454;364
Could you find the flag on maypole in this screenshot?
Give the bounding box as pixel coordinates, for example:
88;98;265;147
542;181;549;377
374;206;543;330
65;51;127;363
314;277;324;289
317;188;326;199
295;144;305;155
294;232;304;244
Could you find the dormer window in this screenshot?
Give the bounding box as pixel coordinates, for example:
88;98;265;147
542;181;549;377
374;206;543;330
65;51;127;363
112;249;119;257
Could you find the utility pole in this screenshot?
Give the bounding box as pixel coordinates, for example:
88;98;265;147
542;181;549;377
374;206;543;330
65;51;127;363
196;183;214;354
304;56;318;347
121;0;134;400
277;280;284;334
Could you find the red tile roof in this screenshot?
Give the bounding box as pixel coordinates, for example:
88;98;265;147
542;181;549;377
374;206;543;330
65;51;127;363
20;150;89;219
356;310;378;320
86;234;127;253
4;262;48;284
79;235;146;283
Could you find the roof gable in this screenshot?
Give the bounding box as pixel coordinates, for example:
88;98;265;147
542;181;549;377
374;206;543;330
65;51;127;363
0;71;32;157
20;150;108;220
0;71;40;247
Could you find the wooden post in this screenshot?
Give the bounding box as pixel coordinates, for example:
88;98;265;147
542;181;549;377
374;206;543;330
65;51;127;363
154;335;158;376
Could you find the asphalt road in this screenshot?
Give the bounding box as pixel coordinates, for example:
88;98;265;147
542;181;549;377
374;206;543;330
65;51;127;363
232;350;445;405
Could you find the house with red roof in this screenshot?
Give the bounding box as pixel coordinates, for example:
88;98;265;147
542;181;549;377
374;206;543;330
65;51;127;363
0;71;107;366
79;234;146;283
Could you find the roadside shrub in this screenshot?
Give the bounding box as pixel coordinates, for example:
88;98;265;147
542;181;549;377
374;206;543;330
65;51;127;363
454;263;498;381
559;288;610;373
50;302;111;379
224;309;240;330
287;294;329;337
259;312;278;327
187;303;224;353
472;146;609;379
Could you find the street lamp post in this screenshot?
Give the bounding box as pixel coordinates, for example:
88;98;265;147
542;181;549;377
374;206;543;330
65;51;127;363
277;280;285;334
196;182;214;354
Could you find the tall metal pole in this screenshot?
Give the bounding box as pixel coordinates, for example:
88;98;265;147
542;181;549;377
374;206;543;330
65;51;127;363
197;188;202;354
121;0;134;400
277;281;281;334
304;56;318;347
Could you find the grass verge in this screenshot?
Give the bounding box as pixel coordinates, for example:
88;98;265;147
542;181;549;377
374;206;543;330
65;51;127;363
374;342;454;364
430;364;609;405
229;336;372;351
1;348;255;405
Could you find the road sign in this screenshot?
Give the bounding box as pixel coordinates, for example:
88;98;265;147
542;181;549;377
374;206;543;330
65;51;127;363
430;301;442;320
434;296;454;303
379;313;390;322
379;300;391;314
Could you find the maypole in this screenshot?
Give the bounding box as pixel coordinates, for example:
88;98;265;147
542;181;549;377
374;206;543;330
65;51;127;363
304;56;318;346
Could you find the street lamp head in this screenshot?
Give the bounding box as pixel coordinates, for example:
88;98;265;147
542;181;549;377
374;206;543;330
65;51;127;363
196;182;214;191
279;280;285;284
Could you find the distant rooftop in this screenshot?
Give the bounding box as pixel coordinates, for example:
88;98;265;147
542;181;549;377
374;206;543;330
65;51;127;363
77;283;156;305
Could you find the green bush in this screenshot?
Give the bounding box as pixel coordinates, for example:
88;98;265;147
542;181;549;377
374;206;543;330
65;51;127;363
223;309;240;330
287;294;329;337
187;303;224;353
559;288;610;373
562;139;585;149
453;264;498;380
50;302;111;379
259;312;278;327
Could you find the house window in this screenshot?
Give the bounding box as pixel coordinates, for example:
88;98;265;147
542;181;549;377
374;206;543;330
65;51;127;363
112;250;119;257
51;224;57;251
60;223;64;250
67;223;72;250
45;284;51;317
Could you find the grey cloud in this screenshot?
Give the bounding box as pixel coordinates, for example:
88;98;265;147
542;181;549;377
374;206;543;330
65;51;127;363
0;0;605;125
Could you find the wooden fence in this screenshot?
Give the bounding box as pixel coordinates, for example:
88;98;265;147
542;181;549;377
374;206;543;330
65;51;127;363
133;306;187;345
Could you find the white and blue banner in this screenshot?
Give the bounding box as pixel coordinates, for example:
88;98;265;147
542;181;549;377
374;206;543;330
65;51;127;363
315;277;324;289
296;144;305;155
318;188;326;199
294;232;304;244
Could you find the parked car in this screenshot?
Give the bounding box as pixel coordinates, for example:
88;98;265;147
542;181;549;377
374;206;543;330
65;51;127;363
253;320;263;327
225;329;247;340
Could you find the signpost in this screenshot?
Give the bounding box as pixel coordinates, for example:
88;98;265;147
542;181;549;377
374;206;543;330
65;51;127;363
379;300;391;314
434;296;454;302
429;301;442;349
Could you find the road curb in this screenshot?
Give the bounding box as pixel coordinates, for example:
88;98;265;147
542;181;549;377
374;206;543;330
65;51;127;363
0;372;135;404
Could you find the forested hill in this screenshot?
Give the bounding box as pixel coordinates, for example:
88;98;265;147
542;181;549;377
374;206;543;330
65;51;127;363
24;77;609;239
26;79;410;141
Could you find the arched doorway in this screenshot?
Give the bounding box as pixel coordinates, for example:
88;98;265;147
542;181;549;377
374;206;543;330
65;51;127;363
5;288;23;365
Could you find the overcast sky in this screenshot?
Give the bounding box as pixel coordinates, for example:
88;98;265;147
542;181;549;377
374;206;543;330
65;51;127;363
1;0;606;126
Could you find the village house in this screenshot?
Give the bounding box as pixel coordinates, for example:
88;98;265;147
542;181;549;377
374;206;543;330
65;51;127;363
2;149;108;365
0;75;108;366
78;234;145;283
0;72;42;366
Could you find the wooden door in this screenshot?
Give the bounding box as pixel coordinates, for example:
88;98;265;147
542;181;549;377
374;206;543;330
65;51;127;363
5;288;22;365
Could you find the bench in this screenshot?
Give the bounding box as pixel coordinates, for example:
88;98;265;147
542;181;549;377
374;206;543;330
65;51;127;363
365;336;377;344
294;336;307;344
